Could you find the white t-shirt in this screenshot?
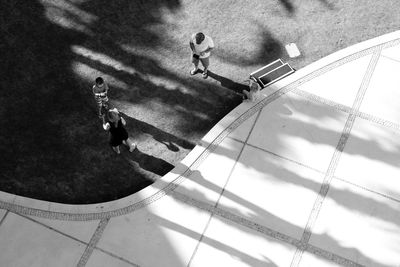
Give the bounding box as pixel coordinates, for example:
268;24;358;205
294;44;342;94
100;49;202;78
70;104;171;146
191;34;214;58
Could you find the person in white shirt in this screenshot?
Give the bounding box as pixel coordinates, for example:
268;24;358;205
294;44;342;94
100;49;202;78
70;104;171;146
189;32;214;79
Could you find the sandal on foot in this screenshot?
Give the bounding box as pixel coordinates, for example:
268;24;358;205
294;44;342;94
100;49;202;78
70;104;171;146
202;71;208;79
190;68;199;75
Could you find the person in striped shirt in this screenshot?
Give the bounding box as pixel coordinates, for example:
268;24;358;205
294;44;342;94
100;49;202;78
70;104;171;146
92;77;109;117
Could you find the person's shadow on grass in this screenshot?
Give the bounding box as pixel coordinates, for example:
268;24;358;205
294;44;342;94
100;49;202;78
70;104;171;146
123;148;175;177
119;112;196;152
207;71;248;96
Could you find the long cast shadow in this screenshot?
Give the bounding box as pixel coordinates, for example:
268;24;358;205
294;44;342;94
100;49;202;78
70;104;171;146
169;186;389;267
207;71;249;95
122;114;195;151
163;167;392;267
154;214;279;266
123;148;175;177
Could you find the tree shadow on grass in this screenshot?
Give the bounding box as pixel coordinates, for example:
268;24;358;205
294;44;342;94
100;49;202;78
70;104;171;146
278;0;296;15
0;0;186;204
0;1;93;200
215;25;283;67
317;0;336;10
0;0;259;204
73;48;242;141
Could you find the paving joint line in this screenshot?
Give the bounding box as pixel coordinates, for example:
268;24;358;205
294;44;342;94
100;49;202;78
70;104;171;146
289;88;400;133
16;212;89;245
0;210;9;228
290;46;382;267
7;212;140;266
94;247;141;267
381;54;400;64
229;136;400;207
0;38;397;221
333;176;400;204
77;218;110;267
173;191;362;267
246;142;323;173
187;109;263;267
237;135;400;199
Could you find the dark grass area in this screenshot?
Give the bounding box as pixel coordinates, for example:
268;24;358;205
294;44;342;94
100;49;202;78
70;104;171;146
0;0;240;204
1;0;400;204
0;1;166;203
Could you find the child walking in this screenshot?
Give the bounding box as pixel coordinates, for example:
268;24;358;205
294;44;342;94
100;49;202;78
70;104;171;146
92;77;109;117
102;108;136;154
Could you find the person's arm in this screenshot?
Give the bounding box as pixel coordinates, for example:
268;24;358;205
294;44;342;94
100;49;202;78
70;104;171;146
102;115;110;130
120;117;126;126
189;33;197;53
189;40;196;53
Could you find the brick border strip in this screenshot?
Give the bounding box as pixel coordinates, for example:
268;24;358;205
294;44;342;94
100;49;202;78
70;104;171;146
77;218;110;267
172;191;363;267
0;38;399;221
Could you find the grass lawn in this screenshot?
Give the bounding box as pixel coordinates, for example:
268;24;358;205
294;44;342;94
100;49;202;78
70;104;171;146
1;0;399;204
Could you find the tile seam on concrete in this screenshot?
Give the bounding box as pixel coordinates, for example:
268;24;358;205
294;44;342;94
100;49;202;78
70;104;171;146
0;38;394;221
290;46;382;267
333;176;400;204
0;210;9;228
172;190;300;249
17;213;89;245
94;247;140;267
77;218;110;267
230;136;400;205
6;213;140;266
289;88;400;133
245;141;323;173
187;109;262;267
381;54;400;64
172;191;361;267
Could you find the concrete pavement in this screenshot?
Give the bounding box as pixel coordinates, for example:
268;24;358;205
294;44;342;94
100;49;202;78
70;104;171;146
1;31;400;267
